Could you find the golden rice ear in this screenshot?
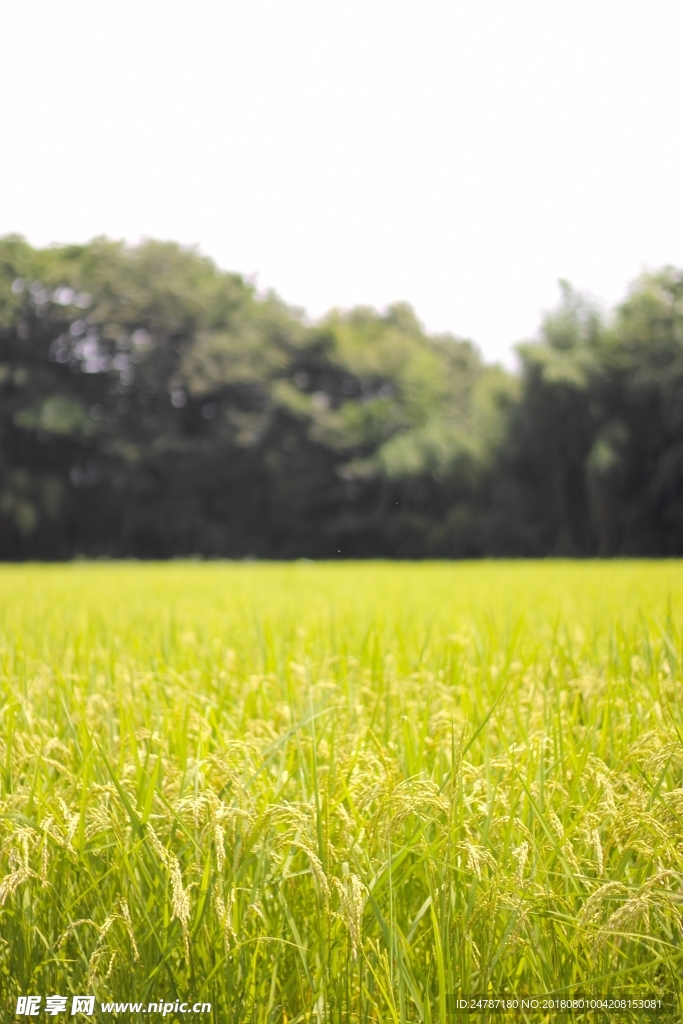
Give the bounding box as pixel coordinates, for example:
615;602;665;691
168;855;191;960
118;897;140;962
213;821;225;874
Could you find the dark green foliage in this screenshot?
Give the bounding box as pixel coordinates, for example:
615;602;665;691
1;236;682;558
496;275;683;555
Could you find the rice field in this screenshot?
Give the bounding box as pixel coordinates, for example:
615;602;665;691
1;561;683;1022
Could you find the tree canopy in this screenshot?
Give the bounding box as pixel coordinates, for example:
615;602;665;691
1;235;681;558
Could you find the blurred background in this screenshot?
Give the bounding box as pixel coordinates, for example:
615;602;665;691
1;0;683;558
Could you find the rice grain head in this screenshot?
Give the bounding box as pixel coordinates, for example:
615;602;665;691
513;841;529;888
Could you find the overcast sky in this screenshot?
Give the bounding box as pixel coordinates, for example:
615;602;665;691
1;0;682;363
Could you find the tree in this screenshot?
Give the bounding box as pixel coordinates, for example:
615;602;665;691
0;237;502;558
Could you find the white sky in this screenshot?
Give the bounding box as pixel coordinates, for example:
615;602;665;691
1;0;683;364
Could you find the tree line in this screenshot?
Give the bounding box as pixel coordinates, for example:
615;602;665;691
1;235;682;559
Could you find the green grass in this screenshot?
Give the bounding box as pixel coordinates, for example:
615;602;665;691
1;561;683;1022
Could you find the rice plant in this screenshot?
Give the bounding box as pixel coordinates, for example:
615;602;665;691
1;561;683;1022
